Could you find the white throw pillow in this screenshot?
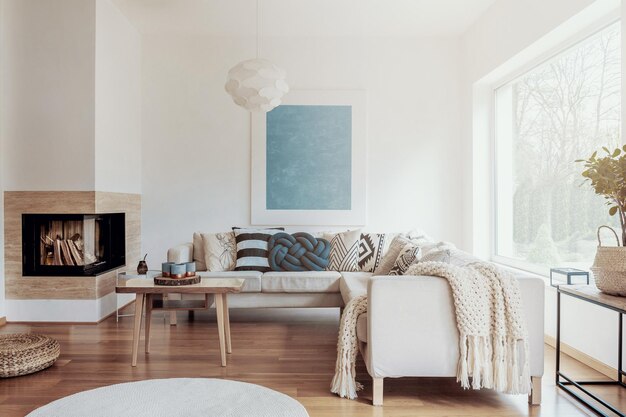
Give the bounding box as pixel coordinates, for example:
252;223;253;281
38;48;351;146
420;248;451;263
202;232;237;272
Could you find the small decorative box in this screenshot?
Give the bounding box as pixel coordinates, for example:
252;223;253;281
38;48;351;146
550;268;589;287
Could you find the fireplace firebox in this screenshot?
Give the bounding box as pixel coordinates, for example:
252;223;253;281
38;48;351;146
22;213;125;276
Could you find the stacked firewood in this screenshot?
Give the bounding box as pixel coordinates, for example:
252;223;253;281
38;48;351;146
40;234;97;266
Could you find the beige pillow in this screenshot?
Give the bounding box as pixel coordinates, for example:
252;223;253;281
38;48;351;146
193;232;207;271
201;231;237;272
373;235;413;275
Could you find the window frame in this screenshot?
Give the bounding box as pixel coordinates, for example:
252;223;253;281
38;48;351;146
490;17;622;276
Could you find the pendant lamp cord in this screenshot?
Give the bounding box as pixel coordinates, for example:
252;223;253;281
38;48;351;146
256;0;261;58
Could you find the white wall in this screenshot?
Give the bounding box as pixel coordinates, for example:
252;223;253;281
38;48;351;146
141;34;463;263
95;0;141;194
462;0;595;85
0;0;96;192
0;0;141;195
0;0;141;321
0;182;4;319
0;0;4;318
461;0;625;371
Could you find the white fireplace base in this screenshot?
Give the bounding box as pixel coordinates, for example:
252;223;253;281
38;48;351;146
5;292;133;322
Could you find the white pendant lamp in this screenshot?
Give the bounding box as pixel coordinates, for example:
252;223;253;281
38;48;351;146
225;0;288;112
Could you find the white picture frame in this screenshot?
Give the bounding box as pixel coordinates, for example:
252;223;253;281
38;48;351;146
251;90;367;226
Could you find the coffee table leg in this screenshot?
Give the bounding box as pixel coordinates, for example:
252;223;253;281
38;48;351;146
215;293;227;367
223;294;232;354
131;293;145;367
145;294;152;353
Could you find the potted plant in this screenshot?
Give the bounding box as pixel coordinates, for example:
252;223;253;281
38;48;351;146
578;145;626;295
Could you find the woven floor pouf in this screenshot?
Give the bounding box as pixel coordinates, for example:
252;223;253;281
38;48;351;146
0;333;60;378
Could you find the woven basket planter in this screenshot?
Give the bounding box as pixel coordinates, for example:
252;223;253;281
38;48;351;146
0;333;60;378
591;226;626;297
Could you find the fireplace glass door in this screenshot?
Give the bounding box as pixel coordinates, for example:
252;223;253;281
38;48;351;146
23;213;125;276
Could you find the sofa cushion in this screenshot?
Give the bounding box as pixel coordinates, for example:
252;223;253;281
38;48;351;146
268;232;330;271
357;313;367;343
373;235;412;275
261;271;341;293
198;271;262;293
326;229;361;272
358;233;386;272
233;227;284;272
339;272;372;304
389;242;421;275
193;232;207;271
201;231;237;271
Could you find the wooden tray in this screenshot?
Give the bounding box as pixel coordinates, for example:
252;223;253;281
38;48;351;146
153;275;201;286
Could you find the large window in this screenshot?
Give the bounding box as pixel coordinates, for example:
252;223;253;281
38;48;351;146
495;21;621;273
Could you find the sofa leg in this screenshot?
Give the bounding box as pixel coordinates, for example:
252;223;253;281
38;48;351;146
528;376;541;405
373;377;383;406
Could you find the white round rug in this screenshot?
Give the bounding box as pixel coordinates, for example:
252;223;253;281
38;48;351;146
27;378;309;417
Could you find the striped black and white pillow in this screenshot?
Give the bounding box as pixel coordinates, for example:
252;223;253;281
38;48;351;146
232;227;285;272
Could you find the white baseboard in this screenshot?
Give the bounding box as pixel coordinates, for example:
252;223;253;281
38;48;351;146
544;334;617;380
6;292;121;323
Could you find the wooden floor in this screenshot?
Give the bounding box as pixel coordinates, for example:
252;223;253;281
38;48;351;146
1;307;624;416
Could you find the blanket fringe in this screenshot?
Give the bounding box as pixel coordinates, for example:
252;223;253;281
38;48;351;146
330;295;367;399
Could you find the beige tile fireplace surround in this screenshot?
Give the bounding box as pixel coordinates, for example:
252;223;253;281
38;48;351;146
4;191;140;322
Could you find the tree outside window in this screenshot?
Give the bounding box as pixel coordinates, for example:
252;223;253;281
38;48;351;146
495;21;621;272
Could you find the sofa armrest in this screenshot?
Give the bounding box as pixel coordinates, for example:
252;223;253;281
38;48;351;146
167;243;193;263
366;274;544;379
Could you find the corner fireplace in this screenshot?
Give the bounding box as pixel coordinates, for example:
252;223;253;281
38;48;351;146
22;213;125;276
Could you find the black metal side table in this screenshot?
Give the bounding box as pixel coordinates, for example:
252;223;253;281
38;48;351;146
557;285;625;417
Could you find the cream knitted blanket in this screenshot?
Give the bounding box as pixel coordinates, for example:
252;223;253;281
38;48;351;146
330;261;531;399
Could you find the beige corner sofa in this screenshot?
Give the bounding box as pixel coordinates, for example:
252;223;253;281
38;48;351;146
167;241;545;406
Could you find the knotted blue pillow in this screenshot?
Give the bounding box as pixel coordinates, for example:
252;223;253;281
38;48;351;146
268;232;330;271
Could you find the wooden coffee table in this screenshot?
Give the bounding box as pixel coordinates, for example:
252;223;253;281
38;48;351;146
116;277;244;367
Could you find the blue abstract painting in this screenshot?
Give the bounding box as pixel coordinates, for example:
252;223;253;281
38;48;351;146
266;105;352;210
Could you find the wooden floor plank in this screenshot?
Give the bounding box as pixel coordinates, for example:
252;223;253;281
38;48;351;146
0;307;621;416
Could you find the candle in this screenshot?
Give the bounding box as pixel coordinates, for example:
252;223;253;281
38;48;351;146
161;262;174;277
185;262;196;277
170;263;186;279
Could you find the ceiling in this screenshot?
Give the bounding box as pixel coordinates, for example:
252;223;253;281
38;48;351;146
111;0;498;37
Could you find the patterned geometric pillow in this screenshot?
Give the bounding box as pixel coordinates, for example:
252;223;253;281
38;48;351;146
326;229;361;272
202;232;237;272
388;243;421;275
374;235;413;275
358;233;386;272
232;227;285;272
